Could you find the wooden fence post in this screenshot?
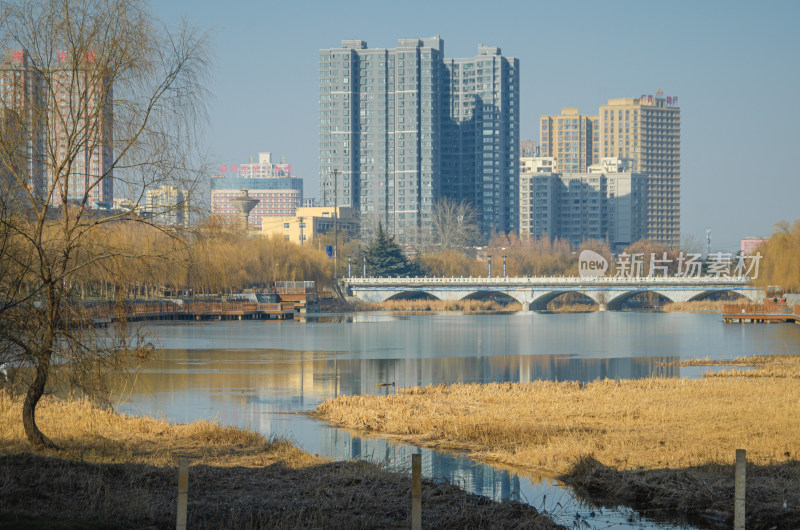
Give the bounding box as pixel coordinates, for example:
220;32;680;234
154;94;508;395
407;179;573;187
411;453;421;530
734;449;746;530
177;459;189;530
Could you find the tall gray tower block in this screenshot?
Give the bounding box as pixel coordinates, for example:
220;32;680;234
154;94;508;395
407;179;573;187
319;37;519;245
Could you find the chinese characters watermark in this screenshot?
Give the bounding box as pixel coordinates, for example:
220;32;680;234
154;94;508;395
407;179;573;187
579;251;762;279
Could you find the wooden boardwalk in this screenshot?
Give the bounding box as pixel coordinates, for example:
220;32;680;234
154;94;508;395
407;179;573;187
722;302;799;324
92;300;295;324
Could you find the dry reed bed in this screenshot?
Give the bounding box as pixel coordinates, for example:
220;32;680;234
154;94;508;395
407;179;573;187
0;392;560;529
315;354;800;528
375;299;521;312
661;300;729;313
546;303;597;313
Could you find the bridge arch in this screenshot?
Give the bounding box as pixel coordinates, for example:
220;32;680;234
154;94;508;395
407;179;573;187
531;291;601;311
460;290;520;305
687;290;746;302
530;291;580;311
384;290;441;302
606;290;676;311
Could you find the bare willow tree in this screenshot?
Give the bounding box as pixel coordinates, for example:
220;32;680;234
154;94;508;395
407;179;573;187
427;197;481;251
0;0;209;446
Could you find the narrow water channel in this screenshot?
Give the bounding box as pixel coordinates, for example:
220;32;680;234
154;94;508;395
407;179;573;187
116;312;800;528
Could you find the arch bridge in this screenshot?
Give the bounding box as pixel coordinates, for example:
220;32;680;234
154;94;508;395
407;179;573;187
341;276;763;311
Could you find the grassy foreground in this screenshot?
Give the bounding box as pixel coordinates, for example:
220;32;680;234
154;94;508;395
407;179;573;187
315;355;800;528
0;391;560;529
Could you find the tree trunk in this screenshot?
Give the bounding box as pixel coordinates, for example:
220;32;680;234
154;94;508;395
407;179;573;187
22;351;56;448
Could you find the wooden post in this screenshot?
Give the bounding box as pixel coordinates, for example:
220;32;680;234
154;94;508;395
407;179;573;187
177;459;189;530
411;453;422;530
734;449;746;530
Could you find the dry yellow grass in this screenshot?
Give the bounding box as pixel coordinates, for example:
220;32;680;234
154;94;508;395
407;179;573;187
661;300;729;313
0;391;314;468
371;299;522;312
546;303;596;313
669;354;800;378
315;354;800;475
0;391;560;529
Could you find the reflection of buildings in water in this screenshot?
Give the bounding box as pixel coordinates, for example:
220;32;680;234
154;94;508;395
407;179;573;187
330;354;680;393
317;427;521;503
126;349;681;435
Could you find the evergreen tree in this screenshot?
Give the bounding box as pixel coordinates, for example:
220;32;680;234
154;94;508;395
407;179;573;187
362;223;424;277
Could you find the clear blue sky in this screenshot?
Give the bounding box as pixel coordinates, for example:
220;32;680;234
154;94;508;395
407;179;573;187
154;0;800;251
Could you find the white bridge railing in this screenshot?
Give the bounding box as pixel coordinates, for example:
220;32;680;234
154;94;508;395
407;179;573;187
344;276;752;287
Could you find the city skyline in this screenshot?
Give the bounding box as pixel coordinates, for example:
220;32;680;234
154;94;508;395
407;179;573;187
153;0;800;251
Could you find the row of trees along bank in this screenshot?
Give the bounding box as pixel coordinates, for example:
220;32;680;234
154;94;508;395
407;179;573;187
753;219;800;293
0;0;211;447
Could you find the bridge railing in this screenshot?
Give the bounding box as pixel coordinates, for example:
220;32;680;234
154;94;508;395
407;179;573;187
344;276;752;286
723;302;798;316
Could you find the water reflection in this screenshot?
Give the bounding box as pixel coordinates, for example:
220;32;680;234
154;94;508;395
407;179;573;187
141;311;800;363
116;313;799;529
124;350;679;421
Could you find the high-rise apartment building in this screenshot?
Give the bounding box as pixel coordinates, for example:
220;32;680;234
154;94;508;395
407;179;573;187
211;152;303;230
320;37;519;245
145;185;189;228
441;45;519;239
539;94;681;246
519;140;538;158
519;156;559;240
47;50;114;208
0;50;45;199
519;157;646;250
539;108;598;173
598;94;680;246
0;49;113;208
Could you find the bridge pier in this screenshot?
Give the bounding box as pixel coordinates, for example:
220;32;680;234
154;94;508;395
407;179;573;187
521;302;530;311
598;303;607;312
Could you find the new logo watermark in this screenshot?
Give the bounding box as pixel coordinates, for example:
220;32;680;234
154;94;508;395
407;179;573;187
578;250;609;279
578;251;762;279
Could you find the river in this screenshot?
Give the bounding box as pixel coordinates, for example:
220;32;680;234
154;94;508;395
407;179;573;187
116;311;800;528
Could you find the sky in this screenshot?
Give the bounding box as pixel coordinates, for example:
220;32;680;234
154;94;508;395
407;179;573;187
154;0;800;252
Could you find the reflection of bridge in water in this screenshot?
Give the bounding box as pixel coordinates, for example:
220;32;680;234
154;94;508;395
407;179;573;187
343;276;764;310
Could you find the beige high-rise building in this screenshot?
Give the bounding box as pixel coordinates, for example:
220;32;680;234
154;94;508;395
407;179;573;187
145;185;189;228
539;108;598;173
598;94;680;246
1;49;114;209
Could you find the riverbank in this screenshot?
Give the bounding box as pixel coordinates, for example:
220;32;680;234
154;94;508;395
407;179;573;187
315;354;800;528
0;391;561;529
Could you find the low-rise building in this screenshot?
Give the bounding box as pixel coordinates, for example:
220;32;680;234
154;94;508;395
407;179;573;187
740;237;767;256
261;206;359;245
